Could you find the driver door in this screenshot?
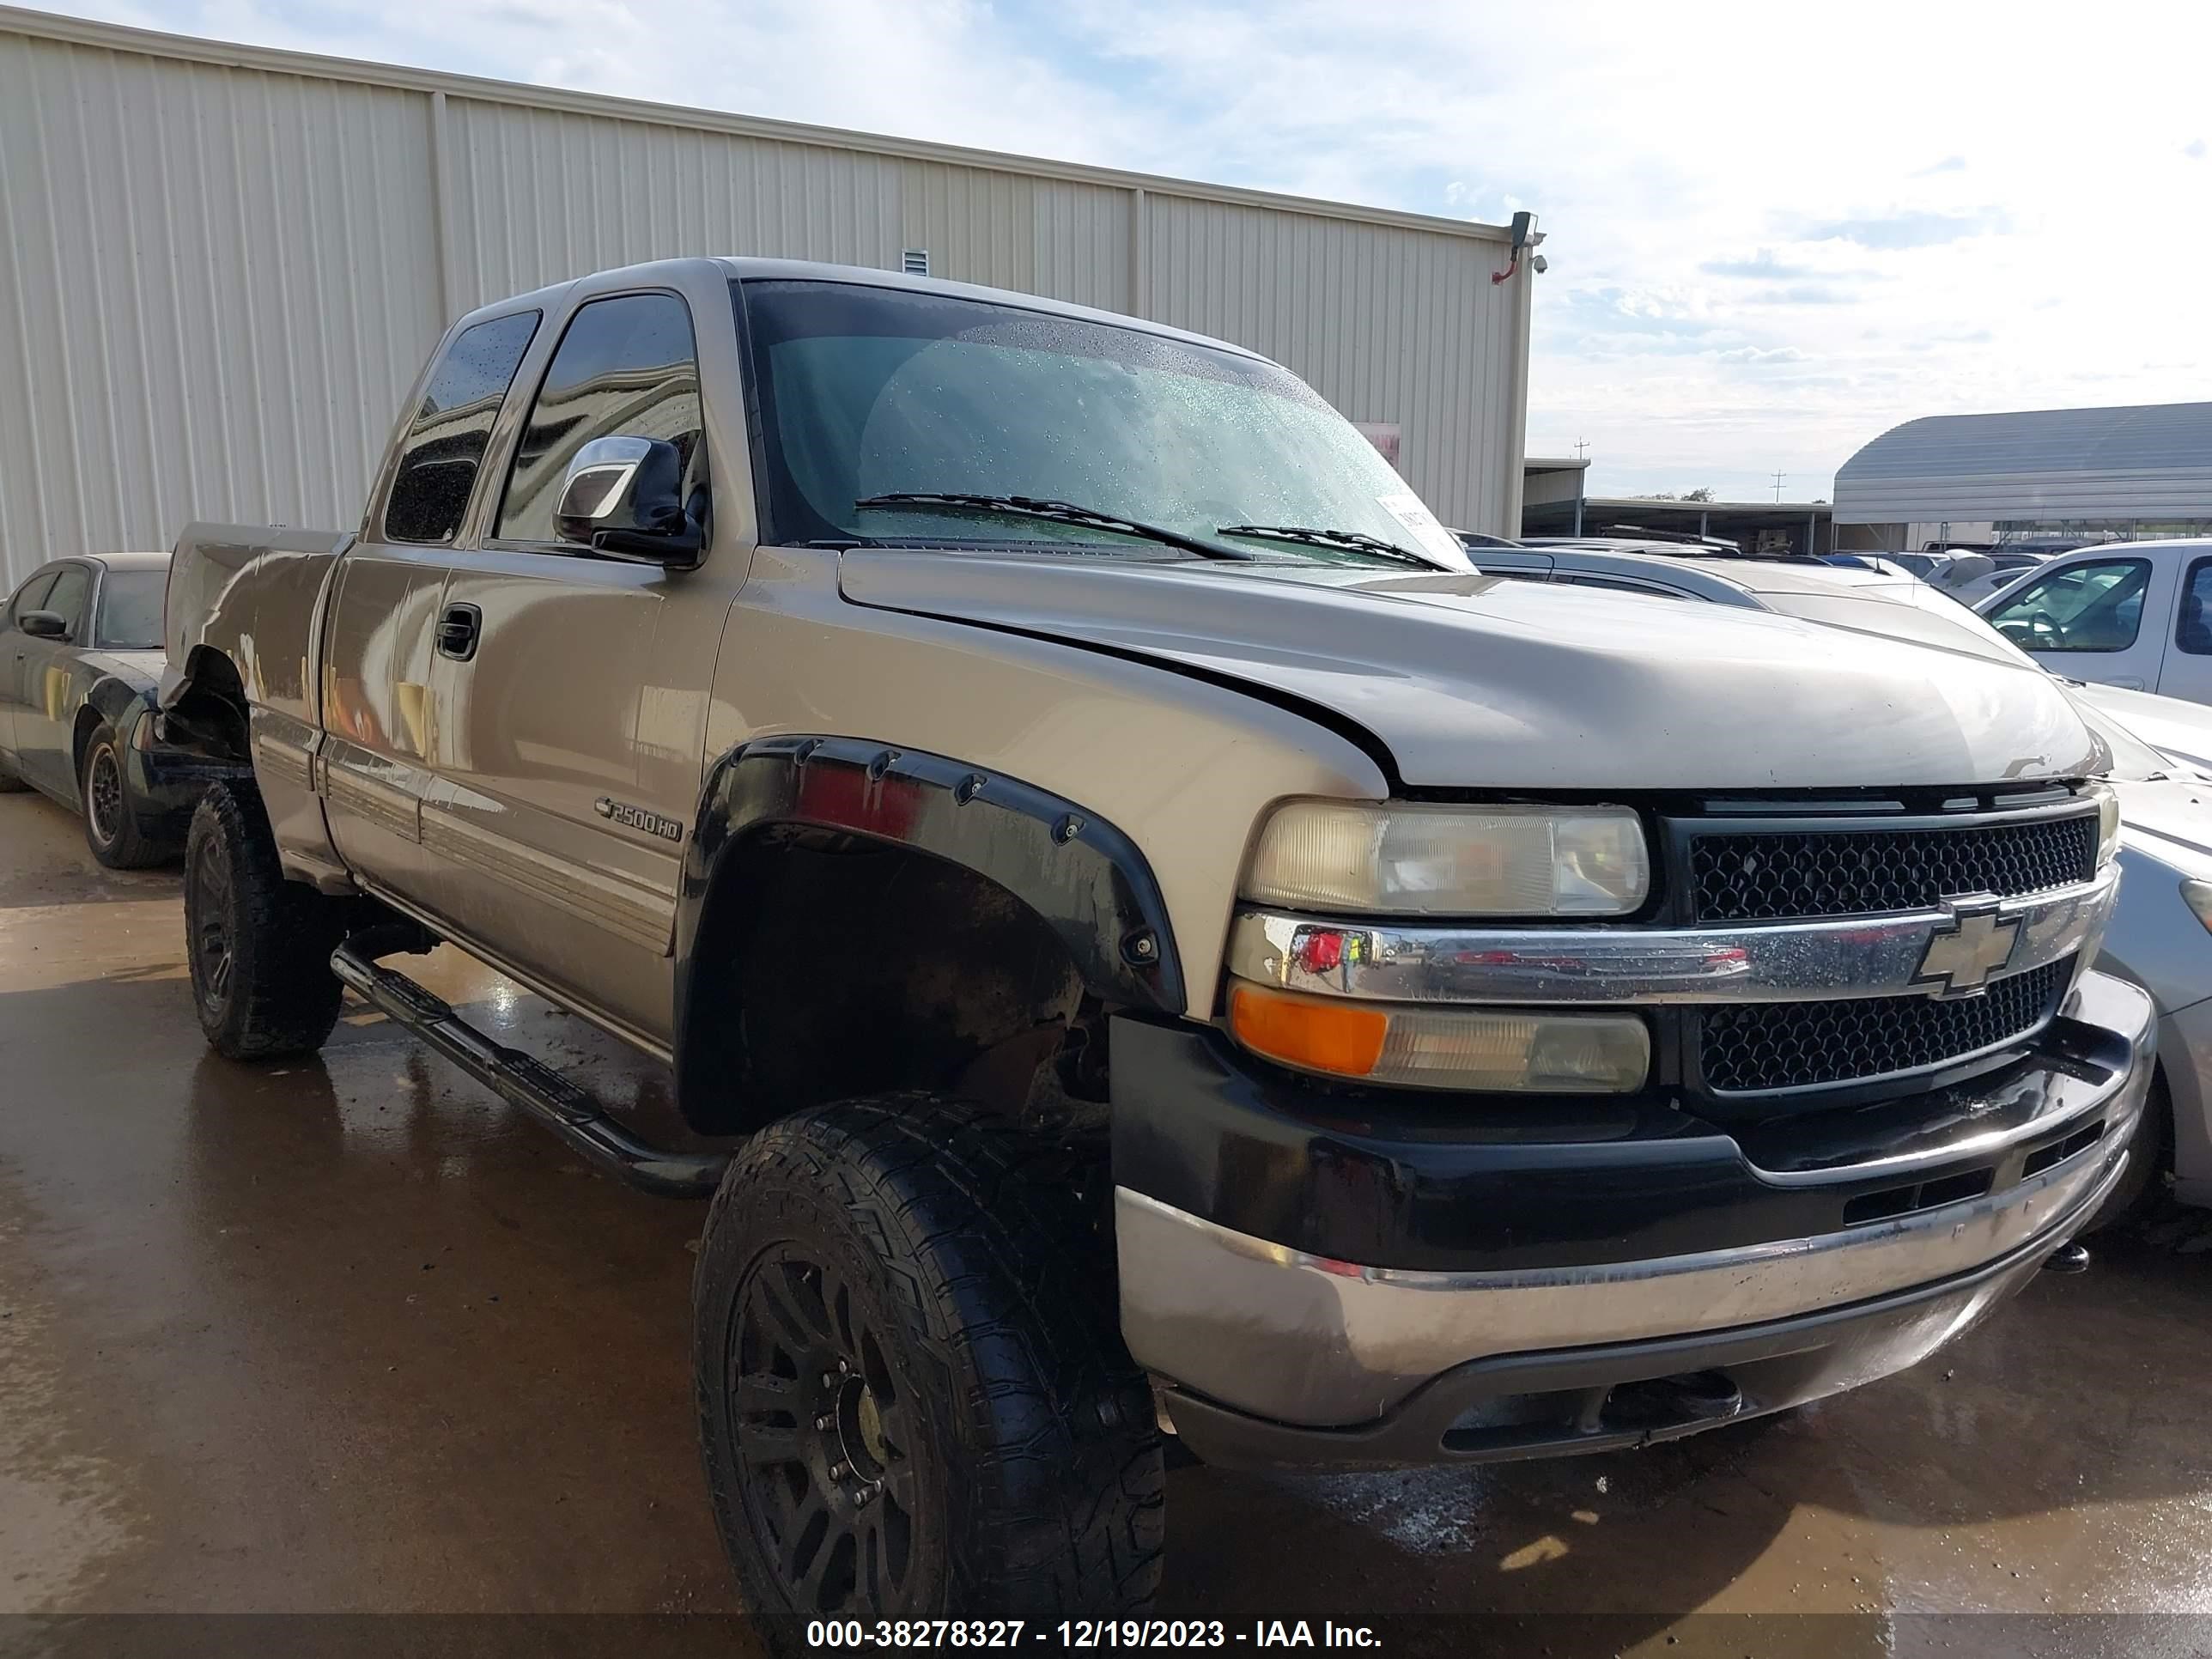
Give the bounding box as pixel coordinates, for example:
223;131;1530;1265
1980;553;2170;690
0;568;59;769
420;280;734;1044
14;562;94;796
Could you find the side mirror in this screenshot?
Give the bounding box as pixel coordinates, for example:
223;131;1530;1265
18;610;66;640
553;435;704;566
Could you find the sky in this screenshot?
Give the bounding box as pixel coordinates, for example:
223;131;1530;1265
38;0;2212;500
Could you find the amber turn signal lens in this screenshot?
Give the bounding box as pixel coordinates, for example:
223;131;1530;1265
1229;982;1389;1078
1227;977;1651;1092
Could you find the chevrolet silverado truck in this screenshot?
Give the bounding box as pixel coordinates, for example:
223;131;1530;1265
161;258;2154;1640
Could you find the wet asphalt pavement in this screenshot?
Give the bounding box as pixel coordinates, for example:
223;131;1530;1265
3;789;2211;1658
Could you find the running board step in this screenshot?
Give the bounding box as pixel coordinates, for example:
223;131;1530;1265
331;932;731;1199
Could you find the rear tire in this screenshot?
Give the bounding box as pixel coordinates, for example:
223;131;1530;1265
694;1096;1163;1651
81;722;167;869
184;779;348;1059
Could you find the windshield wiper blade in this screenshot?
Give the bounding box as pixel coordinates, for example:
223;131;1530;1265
1216;523;1441;568
854;493;1255;561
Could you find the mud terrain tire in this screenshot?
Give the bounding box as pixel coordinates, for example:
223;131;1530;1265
695;1095;1163;1649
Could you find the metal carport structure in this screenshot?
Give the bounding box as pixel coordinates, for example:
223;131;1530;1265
1834;402;2212;551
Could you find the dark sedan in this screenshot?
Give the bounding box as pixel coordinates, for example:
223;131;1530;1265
0;551;220;866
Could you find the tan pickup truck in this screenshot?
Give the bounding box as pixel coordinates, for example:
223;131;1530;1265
161;257;2153;1642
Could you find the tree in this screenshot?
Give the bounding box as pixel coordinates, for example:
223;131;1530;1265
1681;487;1716;502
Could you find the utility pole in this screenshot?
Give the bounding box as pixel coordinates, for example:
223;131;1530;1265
1771;470;1786;503
1573;437;1589;460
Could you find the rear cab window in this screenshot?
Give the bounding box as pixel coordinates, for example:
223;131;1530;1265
382;311;544;544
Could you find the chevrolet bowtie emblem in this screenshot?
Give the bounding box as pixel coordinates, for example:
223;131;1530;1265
1914;898;2021;997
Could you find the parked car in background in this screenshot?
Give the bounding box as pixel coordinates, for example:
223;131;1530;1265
1477;538;2209;1221
1818;553;1921;580
2063;684;2212;1220
0;550;209;866
1470;539;2029;665
1890;550;1960;582
1945;550;2055;607
1976;538;2212;703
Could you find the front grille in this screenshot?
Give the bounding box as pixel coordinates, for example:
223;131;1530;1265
1698;957;2072;1095
1688;812;2096;922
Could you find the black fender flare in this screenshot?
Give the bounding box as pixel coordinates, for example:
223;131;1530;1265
676;735;1187;1036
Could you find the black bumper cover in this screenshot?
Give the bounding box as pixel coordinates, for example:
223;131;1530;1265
1109;972;2148;1274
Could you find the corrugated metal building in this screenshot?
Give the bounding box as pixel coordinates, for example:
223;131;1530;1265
0;6;1532;588
1834;402;2212;550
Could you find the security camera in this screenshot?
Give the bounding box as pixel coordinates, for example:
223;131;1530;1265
1530;253;1549;274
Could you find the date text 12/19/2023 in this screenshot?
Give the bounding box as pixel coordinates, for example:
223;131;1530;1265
805;1620;1383;1649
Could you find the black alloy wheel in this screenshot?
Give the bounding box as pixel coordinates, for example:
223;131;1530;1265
191;828;237;1011
728;1243;924;1617
86;743;125;848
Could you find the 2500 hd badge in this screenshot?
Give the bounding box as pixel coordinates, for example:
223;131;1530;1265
592;796;684;841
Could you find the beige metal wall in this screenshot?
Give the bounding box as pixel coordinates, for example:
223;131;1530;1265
0;7;1528;590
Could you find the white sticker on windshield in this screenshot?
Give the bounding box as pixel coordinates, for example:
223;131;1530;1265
1378;491;1467;564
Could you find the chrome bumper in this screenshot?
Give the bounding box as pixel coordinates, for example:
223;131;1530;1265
1228;865;2118;1006
1117;975;2154;1429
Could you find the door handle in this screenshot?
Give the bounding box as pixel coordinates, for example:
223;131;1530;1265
435;603;482;663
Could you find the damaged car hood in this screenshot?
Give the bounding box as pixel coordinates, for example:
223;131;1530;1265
837;550;2104;790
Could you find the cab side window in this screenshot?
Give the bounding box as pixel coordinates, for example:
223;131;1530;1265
42;565;93;641
6;571;58;627
495;293;702;546
1984;558;2150;653
2175;559;2212;655
383;311;543;544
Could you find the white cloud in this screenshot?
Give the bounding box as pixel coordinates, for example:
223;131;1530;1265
43;0;2212;497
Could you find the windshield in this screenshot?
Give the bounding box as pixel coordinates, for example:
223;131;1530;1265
95;568;166;649
737;280;1470;569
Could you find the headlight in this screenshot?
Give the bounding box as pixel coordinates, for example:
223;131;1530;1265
1242;799;1650;917
2085;781;2121;869
2182;878;2212;934
1227;982;1650;1092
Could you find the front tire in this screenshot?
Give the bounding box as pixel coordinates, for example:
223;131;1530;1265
184;780;348;1059
694;1097;1163;1650
81;721;167;868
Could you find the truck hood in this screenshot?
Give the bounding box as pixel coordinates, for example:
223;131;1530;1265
2063;683;2212;875
837;551;2104;791
2113;776;2212;878
2071;681;2212;778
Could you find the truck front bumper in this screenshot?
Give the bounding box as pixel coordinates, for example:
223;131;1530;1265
1109;969;2154;1471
